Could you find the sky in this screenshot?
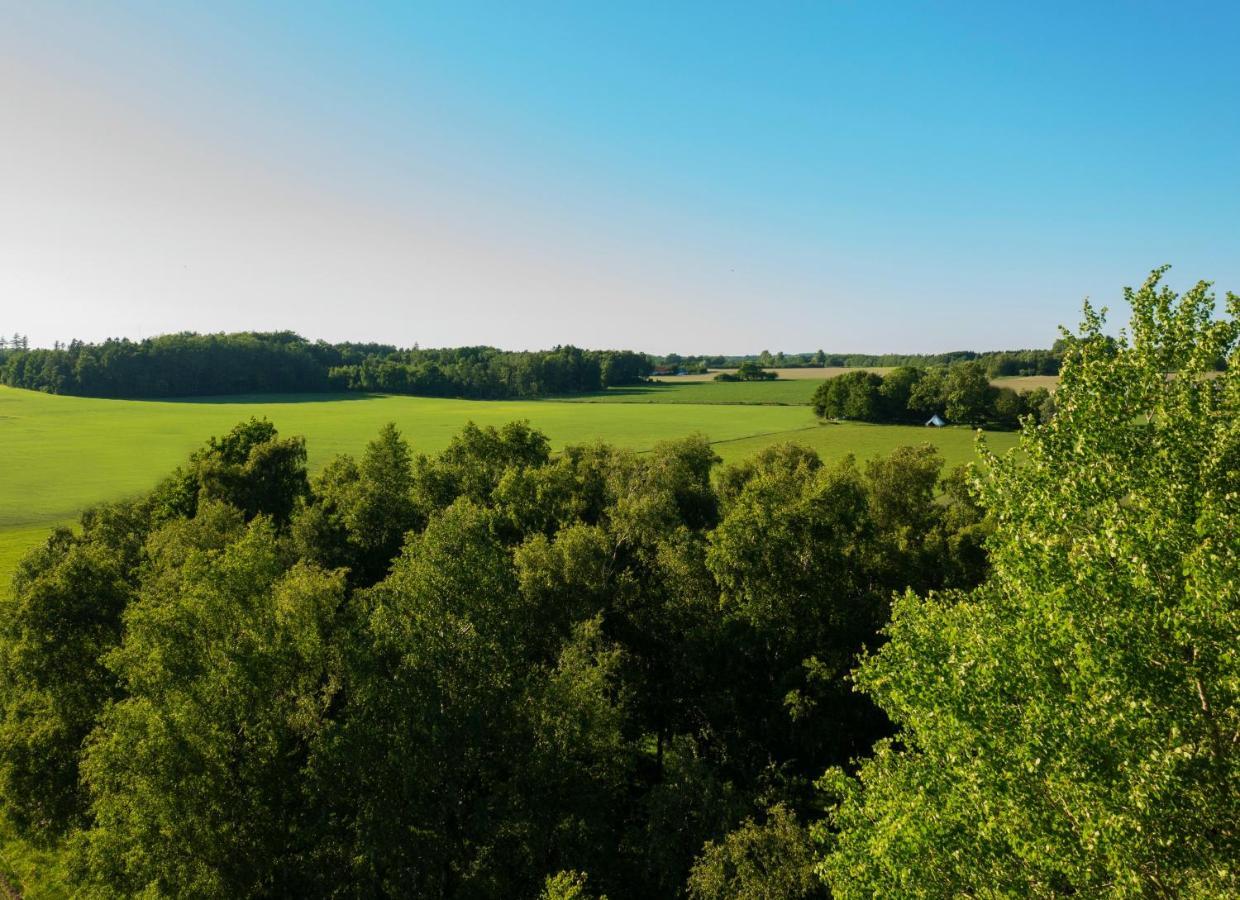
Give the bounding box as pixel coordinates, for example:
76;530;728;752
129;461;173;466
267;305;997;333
1;2;1237;354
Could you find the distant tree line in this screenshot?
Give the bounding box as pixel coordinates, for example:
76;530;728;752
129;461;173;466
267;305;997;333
656;347;1063;376
0;332;651;399
328;346;652;398
813;363;1054;429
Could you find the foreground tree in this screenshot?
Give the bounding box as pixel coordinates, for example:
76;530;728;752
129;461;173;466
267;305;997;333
817;269;1240;896
75;516;347;896
0;505;146;841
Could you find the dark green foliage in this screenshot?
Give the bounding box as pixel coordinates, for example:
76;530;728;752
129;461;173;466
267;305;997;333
194;419;310;523
76;521;346;896
0;415;989;897
811;371;885;420
0;333;651;400
658;347;1061;374
292;422;417;585
330;345;651;398
0;331;345;397
814;362;1045;429
942;361;995;425
713;361;778;382
0;524;138;841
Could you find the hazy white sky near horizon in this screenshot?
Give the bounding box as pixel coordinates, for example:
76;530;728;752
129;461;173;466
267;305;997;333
2;2;1237;354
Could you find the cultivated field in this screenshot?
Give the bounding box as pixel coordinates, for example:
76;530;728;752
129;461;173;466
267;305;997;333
991;374;1060;392
0;385;1019;590
652;366;895;382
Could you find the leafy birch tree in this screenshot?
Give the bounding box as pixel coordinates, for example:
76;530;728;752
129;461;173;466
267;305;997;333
817;268;1240;897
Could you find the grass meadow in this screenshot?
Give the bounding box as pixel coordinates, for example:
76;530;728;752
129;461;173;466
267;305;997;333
0;384;1019;591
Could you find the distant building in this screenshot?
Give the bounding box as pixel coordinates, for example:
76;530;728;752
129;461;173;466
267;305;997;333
925;414;946;427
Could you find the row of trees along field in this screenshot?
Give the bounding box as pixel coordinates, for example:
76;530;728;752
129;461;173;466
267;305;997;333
813;362;1055;428
0;333;652;399
328;345;652;398
657;347;1063;376
0;270;1235;897
0;333;1066;403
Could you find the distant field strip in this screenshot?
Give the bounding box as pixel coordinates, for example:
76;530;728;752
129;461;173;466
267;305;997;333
563;380;823;405
990;374;1060;392
652;366;895;382
576;373;1059;405
0;386;1019;589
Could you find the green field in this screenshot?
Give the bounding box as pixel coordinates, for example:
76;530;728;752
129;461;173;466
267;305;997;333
564;379;824;405
0;385;1018;590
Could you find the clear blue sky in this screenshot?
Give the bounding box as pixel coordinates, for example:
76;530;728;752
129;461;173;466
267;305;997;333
2;1;1237;353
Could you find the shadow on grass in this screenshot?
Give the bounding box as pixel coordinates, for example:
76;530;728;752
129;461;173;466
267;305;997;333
158;392;383;405
551;384;678;401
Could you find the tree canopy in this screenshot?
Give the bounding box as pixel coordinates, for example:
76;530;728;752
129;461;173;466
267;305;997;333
816;268;1239;897
1;415;984;896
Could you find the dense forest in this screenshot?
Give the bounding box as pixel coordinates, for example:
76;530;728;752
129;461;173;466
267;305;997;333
0;270;1235;897
0;418;990;896
0;333;651;400
327;345;652;399
812;363;1055;428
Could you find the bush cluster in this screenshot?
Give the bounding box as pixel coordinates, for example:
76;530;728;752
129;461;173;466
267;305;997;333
812;363;1054;428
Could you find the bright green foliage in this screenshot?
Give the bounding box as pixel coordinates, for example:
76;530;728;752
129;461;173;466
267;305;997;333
817;269;1240;897
688;804;825;900
542;869;607;900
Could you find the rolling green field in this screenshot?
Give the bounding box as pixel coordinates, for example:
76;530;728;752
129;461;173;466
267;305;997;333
0;385;1018;590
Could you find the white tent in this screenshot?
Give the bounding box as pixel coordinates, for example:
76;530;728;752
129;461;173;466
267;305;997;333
925;414;946;427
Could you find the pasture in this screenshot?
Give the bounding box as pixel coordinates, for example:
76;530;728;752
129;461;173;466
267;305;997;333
0;385;1018;589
